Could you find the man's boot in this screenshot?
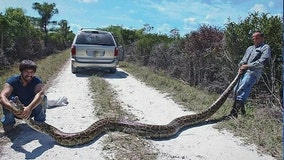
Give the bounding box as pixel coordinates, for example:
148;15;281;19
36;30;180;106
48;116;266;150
226;100;241;119
236;100;245;115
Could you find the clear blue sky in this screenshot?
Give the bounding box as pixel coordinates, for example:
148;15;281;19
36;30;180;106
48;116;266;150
0;0;282;36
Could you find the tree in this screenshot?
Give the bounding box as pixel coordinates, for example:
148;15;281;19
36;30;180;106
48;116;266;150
143;23;154;34
58;20;69;39
0;13;10;49
32;2;58;46
3;8;42;59
57;19;74;44
170;28;180;38
181;25;224;87
49;19;75;49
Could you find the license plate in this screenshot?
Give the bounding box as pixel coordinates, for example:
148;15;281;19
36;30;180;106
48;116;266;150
86;50;105;57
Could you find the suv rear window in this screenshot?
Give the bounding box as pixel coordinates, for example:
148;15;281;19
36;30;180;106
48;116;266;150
75;31;115;46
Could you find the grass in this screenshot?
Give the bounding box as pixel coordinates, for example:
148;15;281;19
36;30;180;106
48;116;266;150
89;75;158;160
217;111;282;158
118;61;282;160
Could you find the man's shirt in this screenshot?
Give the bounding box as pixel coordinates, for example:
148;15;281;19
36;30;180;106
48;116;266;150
7;75;42;106
239;42;271;80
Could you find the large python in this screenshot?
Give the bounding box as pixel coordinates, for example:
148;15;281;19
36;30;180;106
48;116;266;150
10;73;241;147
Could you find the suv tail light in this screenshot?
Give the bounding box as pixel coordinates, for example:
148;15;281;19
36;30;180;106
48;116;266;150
71;45;76;56
114;47;119;57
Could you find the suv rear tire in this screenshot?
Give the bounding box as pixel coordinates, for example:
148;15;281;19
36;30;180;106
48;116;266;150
71;65;78;74
110;68;116;74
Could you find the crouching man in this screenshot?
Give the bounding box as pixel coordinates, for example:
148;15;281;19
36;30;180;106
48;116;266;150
0;60;47;134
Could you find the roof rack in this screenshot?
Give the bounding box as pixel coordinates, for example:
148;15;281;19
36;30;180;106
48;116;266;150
80;28;98;31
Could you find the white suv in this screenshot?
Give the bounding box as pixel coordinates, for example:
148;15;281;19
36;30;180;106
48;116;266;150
70;29;119;73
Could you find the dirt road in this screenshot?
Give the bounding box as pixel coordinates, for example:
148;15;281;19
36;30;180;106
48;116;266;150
0;60;275;160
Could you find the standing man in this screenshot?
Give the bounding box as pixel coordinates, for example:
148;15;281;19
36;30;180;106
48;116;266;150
228;31;271;118
0;60;47;133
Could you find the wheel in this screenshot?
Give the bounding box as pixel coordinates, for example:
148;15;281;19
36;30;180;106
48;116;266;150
71;65;77;74
109;68;116;74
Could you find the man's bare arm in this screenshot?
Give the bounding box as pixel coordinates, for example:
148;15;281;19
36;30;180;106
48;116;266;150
21;83;45;119
0;83;22;114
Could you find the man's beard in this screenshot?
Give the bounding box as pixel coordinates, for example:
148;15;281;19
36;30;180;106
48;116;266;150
21;74;33;83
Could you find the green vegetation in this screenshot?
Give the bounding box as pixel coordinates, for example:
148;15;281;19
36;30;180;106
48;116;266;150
0;2;74;68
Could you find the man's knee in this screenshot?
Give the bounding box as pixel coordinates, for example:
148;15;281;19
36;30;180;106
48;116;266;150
1;107;16;125
32;106;46;122
31;96;47;122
